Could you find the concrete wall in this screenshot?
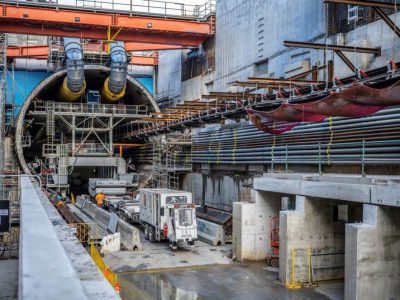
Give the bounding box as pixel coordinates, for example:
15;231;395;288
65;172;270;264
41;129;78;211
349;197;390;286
214;0;325;90
182;172;251;211
345;204;400;300
157;50;185;103
232;191;281;261
157;1;400;101
279;196;346;283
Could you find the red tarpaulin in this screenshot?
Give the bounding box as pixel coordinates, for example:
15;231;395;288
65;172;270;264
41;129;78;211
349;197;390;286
247;80;400;134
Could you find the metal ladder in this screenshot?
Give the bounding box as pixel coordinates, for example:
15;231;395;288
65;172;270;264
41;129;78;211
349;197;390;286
46;102;55;143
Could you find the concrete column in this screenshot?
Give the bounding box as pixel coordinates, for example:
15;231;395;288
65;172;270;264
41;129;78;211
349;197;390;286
345;204;400;300
232;190;281;261
279;196;345;284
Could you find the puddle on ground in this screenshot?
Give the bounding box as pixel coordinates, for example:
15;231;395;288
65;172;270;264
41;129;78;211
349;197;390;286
118;263;343;300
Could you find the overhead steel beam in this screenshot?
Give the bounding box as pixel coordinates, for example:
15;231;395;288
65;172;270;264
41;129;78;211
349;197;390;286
7;45;158;65
289;65;326;79
0;4;211;46
324;0;400;10
284;40;381;55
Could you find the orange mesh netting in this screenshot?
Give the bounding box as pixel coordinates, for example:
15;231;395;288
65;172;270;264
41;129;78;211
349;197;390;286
247;80;400;134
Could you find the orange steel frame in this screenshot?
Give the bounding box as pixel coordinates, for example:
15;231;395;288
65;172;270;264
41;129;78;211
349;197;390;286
0;4;213;46
6;45;159;65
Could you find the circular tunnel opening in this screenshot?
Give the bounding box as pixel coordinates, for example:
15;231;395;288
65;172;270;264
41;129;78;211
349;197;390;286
15;65;158;184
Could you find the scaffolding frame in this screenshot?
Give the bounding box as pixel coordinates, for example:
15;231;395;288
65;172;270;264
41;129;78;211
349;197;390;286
151;132;192;189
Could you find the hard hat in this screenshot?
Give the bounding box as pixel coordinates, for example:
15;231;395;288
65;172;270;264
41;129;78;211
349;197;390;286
99;190;104;193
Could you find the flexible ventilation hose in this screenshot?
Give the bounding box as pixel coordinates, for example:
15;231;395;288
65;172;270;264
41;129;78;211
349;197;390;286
101;42;128;102
60;38;86;102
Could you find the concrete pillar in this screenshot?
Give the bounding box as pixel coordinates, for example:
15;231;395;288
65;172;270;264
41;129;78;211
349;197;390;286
232;191;281;261
279;196;345;284
345;204;400;300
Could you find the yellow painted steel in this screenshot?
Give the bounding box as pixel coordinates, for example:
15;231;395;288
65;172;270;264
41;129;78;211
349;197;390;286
285;248;302;289
101;77;126;102
90;243;121;293
60;77;86;102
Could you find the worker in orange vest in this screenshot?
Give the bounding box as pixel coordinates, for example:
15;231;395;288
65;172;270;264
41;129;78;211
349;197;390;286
96;190;105;208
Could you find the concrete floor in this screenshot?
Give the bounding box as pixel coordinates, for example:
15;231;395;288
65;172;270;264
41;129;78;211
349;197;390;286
104;239;232;273
0;258;18;300
118;262;344;300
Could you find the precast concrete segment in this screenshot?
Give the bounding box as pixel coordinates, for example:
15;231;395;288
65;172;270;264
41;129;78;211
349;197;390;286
19;177;89;300
15;65;159;175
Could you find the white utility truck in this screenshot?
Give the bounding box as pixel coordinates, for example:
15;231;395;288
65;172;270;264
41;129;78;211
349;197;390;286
139;188;197;249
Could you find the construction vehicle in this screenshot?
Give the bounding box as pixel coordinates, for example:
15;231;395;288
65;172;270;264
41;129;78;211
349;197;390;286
139;188;197;249
266;216;279;268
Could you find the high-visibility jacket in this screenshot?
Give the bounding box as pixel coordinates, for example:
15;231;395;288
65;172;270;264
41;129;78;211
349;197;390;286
96;193;105;205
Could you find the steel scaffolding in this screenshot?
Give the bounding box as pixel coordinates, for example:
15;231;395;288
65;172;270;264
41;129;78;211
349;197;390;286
151;132;192;189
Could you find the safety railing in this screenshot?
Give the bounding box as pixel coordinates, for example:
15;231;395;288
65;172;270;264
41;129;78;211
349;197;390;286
33;101;148;116
90;243;121;293
73;143;111;156
5;0;216;20
71;222;101;245
21;135;31;148
43;143;112;157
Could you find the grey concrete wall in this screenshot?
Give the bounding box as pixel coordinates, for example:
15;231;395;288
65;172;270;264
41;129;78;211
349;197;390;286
157;50;185;103
279;196;345;283
182;172;251;211
345;204;400;300
232;190;281;261
157;1;400;101
213;0;325;90
181;75;208;101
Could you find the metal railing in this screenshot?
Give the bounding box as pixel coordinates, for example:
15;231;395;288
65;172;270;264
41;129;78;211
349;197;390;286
43;143;112;157
5;0;216;20
33;101;148;116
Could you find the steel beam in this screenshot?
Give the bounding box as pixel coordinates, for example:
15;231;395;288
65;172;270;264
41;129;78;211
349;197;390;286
0;4;211;46
334;50;357;73
324;0;400;10
373;7;400;38
289;65;326;79
247;77;325;85
284;40;381;55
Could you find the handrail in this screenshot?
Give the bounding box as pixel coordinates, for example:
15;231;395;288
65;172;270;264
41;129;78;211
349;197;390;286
32;101;148;115
4;0;216;20
0;174;42;189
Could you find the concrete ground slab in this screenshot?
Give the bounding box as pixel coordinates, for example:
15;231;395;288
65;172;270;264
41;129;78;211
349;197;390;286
104;239;232;273
0;258;18;299
118;262;344;300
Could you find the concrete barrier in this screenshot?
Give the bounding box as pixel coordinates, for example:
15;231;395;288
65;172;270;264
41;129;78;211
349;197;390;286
197;218;226;246
77;196;142;251
20;178;119;299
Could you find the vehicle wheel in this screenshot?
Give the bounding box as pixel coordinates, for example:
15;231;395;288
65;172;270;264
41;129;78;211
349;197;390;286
271;258;279;268
149;226;156;243
144;226;149;240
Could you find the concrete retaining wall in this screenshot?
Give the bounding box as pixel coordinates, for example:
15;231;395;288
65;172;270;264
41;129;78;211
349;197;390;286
182;172;252;211
77;197;142;251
